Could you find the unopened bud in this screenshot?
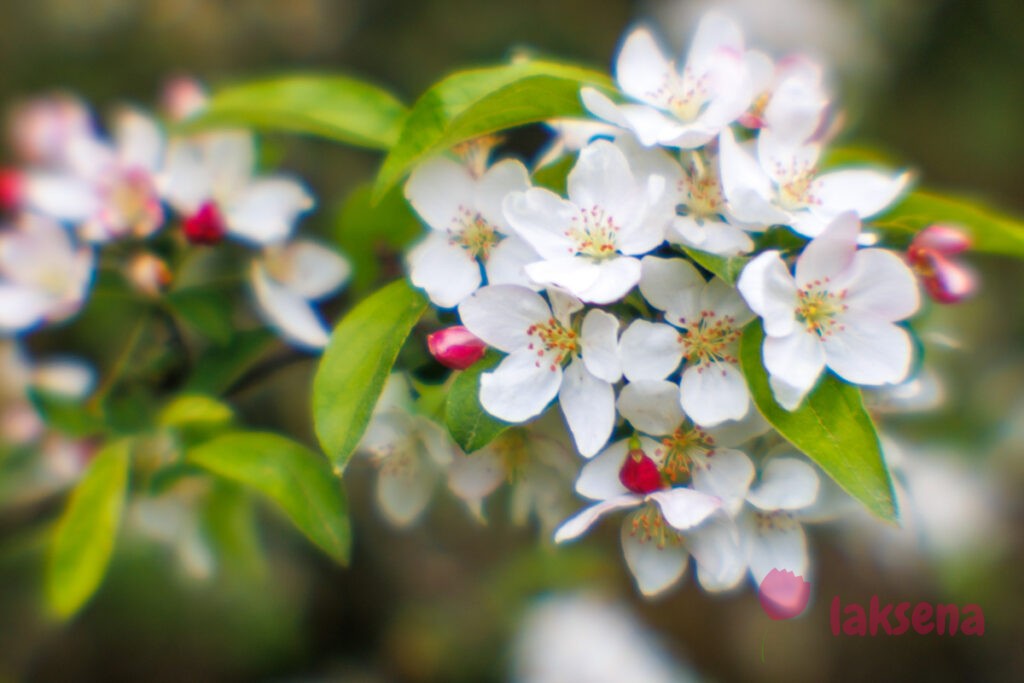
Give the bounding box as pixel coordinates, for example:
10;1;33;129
128;253;173;297
427;325;487;370
161;76;208;122
0;168;23;211
183;201;226;245
909;224;971;258
907;225;977;304
619;446;664;495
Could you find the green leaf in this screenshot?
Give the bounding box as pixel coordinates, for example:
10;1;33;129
188;432;350;563
201;482;266;581
184;329;276;395
179;75;407;150
822;144;901;169
444;352;511;452
158;394;234;429
680;246;749;285
739;323;896;521
46;439;132;618
166;287;234;346
873;189;1024;258
313;280;427;470
374;60;614;199
27;389;105;438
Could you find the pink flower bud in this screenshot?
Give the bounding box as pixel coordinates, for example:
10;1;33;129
161;76;208;122
907;224;978;304
909;224;971;257
427;326;487;370
758;569;811;620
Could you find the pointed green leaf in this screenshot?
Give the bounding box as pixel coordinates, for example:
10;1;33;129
313;280;427;469
179;75;407;150
679;246;750;285
445;352;511;453
739;323;896;521
46;439;132;618
374;60;614;199
188;432;350;563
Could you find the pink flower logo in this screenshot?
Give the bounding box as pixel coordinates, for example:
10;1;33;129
758;569;811;620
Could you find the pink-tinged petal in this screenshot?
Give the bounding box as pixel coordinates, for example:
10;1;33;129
691;516;747;592
617;380;685;436
553;495;641;543
741;512;808;585
376;457;437;527
619;320;683;382
812;168;912;218
567;140;641;227
747;458;819;511
736;251;798;337
404;155;475;230
474;158;530;231
719;128;788;225
580;309;621;383
576;439;632;500
686;12;744;74
648;487;721;530
114;108;163;172
250;261;330;349
763;328;825;399
484;235;540;289
692;448;754;516
409;231;482;308
824;314;913;386
794;211;860;286
843;248;920;321
480;346;562;422
616;28;674;106
910;224;971;255
457;284;550;351
680;361;750;427
559;359;615;458
570;256;642;305
0;284;52;333
922;252;978;304
621;520;689;597
639;256;704;319
223;177;314;245
503;188;577;259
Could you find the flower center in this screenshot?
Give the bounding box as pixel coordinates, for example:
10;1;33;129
796;282;848;337
619;447;664;494
682;165;724;219
675;310;741;365
653;67;710;123
626;504;684;548
776;166;819;211
450;207;500;260
754;510;798;531
183;201;227;245
566;206;619;258
526;317;579;371
658;424;715;485
104;169;162;236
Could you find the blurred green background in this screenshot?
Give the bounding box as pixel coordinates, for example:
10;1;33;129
2;0;1023;681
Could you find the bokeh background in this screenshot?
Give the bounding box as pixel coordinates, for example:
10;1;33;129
2;0;1023;680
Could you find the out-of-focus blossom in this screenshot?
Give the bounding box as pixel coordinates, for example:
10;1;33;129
127;252;173;298
427;325;487;370
6;92;95;168
511;592;698;683
906;224;978;304
130;482;216;581
0;213;94;334
250;239;350;350
161;76;209;122
162;130;314;246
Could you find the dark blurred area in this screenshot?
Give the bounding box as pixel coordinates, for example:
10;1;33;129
2;0;1023;681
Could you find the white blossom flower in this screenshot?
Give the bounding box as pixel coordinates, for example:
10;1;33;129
24;108;166;242
503;140;666;304
458;285;622;457
581;14;755;149
162;130;314;246
737;212;920;409
619;257;754;426
7;92;95;168
741;54;831;146
405;154;537;308
718;125;910;238
0;213;94;334
250;239;351;350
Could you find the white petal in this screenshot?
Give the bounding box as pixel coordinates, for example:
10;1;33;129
405;155;475;230
204;131;257;200
619;320;683;381
409;231;482;308
576;438;631;500
0;284;52;332
699;277;755;325
474;158;531;231
692;448;754;516
704;409;770;448
484;235;540;289
580;87;633;129
480;346;562;422
23;174;98;222
567;140;641;229
718;128;787;225
160;139;212;213
268;240;350;299
457;284;550;352
690;517;747;592
377;460;436;527
824;314;913;386
842;248;920;321
648;487;721;530
687;12;744;73
616;28;673;106
503;188;576;259
768;375;812;411
573;256;642;305
670;216;754;256
617;380;685;436
794;211;859;286
679;361;750;427
762;329;825;402
250;262;330;349
224;177;314;245
115;108;163;171
638;256;704;319
447;450;504;521
763;71;828;145
621;520;689;597
559;359;615;458
736;251;798;337
580;309;621;382
525;256;602;295
813;169;911;218
742;513;808;585
553;494;641;543
547;287;583;327
747;458;819;511
31;359;95;398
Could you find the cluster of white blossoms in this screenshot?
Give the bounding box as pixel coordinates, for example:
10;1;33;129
400;14;944;596
1;79;349;350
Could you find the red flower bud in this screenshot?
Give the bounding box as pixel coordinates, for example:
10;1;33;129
427;325;487;370
619;448;663;495
183;201;226;245
0;168;23;211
